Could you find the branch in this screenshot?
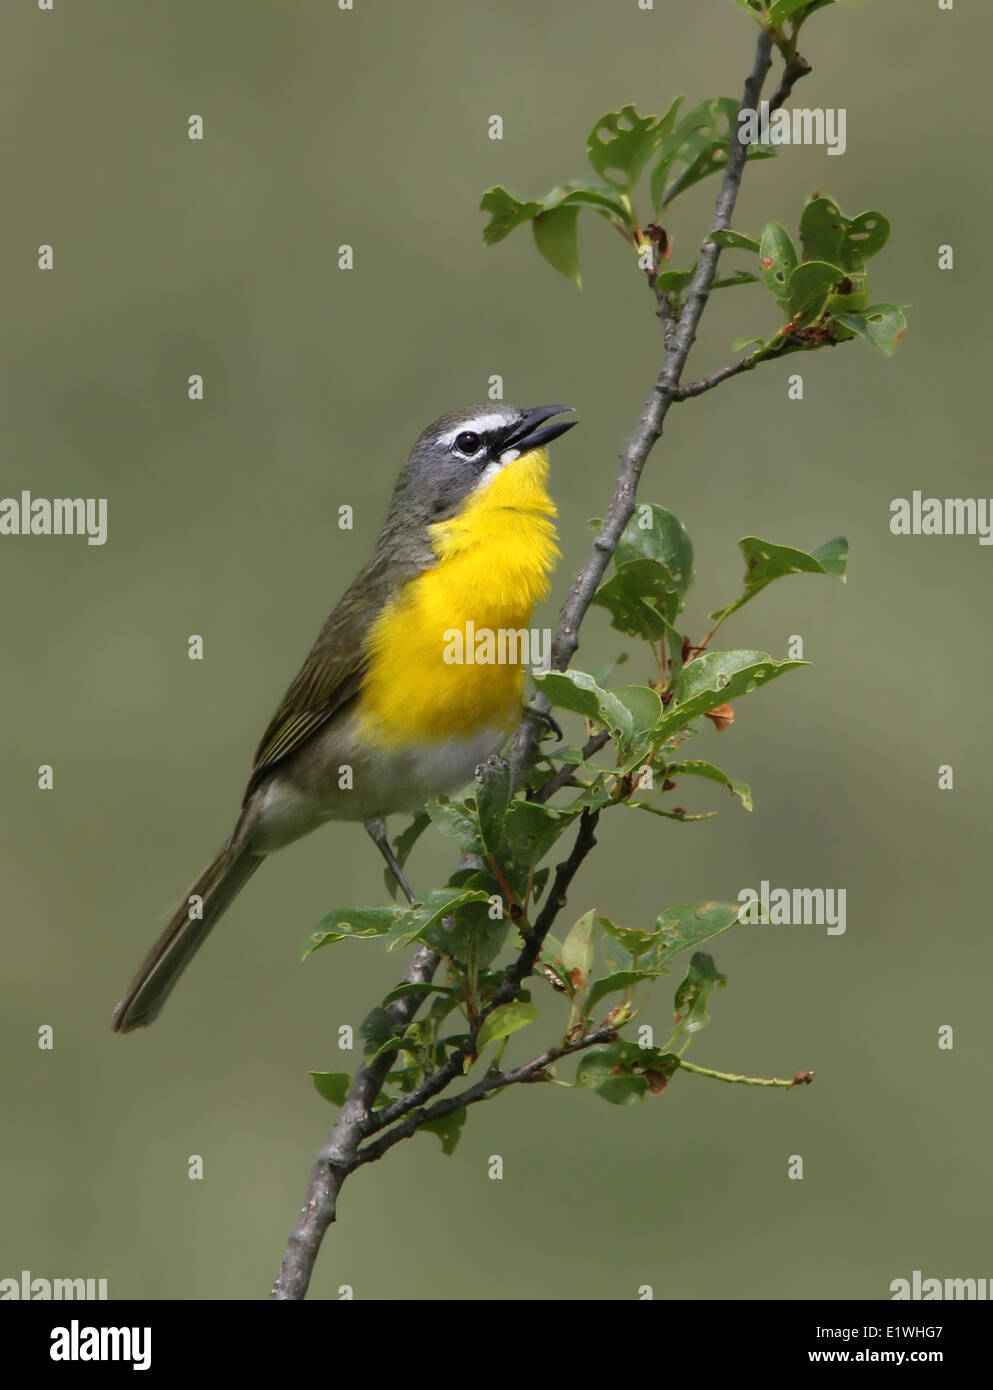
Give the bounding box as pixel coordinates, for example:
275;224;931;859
270;942;438;1299
352;1022;619;1170
271;808;599;1298
272;24;799;1301
508;27;775;789
673;352;762;400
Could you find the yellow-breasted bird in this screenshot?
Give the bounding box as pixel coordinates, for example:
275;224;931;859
112;403;577;1032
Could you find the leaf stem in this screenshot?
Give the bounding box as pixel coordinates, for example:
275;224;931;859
677;1058;813;1088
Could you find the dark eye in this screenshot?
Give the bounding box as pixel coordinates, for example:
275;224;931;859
455;431;482;455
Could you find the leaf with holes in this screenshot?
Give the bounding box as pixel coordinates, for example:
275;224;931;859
831;304;906;356
759;221;798;309
386;887;492;952
592;558;684;641
561;910;598;995
663;759;753;811
473;755;511;856
673;951;728;1038
586;102;679;191
303;905;404;959
654;652;806;743
709;227;760;253
799;194;850;265
841;210;890;267
709;535;848;625
480;187;544;244
533;668;634;745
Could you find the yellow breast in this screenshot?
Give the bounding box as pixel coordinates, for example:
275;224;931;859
358;448;559;748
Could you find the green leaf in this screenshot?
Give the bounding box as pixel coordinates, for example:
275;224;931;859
768;0;825;21
533;668;633;744
473;755;511;856
476;1001;540;1052
589;1074;649;1105
391;812;430;871
661;261;756;294
709;535;849;625
842;210;890;264
612;685;664;742
730;334;765;353
533;203;582;288
386;887;492;952
382;811;431;898
673;951;728;1037
540;180;634;226
592;558;681;640
831;304;906;356
709;227;760;253
827;267;869;315
561;910;598;993
425;796;483;854
759;221;798;308
652;97;775;212
786;260;843;325
799;195;850;265
600;917;657;961
502;798;581;875
586;967;666;1014
656;265;696;295
664;759;753;811
713;270;760;289
574;1040;678;1103
587;100;680;191
652;904;744;969
655;652;806;742
419;1107;468;1156
575;1046;649;1105
615;504;694;591
303;905;403;958
480;186;543;244
381;981;456;1006
310;1071;350;1106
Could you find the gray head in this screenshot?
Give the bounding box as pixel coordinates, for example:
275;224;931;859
385;403;577;530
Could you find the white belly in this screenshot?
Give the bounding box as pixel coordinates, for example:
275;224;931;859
249;718;508;853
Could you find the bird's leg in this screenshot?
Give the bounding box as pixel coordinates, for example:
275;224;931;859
528;703;563;741
363;817;415;905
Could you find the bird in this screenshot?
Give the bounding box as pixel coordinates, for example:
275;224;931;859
111;403;577;1032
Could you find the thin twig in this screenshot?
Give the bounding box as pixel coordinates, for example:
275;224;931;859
352;1023;619;1170
674;352;761;400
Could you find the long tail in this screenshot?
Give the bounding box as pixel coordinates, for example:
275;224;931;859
111;840;264;1033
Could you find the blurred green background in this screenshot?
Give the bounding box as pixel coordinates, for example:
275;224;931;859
2;0;989;1301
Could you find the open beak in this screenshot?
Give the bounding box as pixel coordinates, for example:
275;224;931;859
502;404;577;454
